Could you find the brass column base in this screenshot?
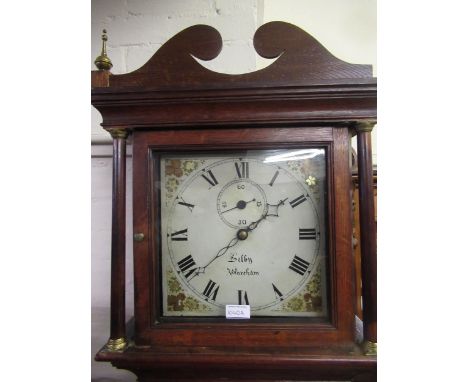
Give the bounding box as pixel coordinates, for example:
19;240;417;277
105;337;128;352
361;340;377;356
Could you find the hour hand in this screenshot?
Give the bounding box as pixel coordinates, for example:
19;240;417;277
247;198;288;231
265;197;288;217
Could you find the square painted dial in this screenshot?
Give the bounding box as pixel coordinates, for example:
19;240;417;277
159;149;328;317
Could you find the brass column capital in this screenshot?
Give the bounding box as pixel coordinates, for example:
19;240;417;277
353;120;377;133
361;340;377;356
106;128;130;139
105;337;128;352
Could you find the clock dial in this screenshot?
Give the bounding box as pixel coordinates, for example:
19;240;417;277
160;150;328;317
217;178;267;229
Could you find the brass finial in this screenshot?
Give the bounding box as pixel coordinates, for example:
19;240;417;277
94;29;113;71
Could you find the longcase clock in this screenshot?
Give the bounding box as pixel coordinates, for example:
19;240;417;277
92;22;377;382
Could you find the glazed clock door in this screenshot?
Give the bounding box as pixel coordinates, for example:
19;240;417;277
158;149;329;318
132;125;356;348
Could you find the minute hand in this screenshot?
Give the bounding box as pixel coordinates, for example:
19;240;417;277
187;235;240;281
188;198;288;281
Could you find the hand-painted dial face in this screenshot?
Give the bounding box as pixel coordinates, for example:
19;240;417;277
160;150;328;317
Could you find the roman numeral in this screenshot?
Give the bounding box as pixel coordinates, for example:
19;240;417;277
235;162;249;178
289;194;307;208
238;290;250;305
299;228;317;240
203;280;219;301
177;199;195;212
177;255;197;278
269;170;279;186
272;283;284;300
170;228;188;241
289;255;310;276
201;170;218;187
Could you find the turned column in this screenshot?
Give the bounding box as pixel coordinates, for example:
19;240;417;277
105;127;129;351
354;121;377;355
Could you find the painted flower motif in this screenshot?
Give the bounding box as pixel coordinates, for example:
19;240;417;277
286;296;305;311
303;292;322;311
280;265;323;312
166;270;212;312
166;159;183;177
300;159;316;176
306;175;317;187
166;177;179;194
168;293;186;311
168;273;182;293
287;160;301;174
184;296;213;311
307;270;321;295
311;296;322;310
182;160;198;175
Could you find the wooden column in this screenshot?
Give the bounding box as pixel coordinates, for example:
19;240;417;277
105;128;129;351
354;121;377;355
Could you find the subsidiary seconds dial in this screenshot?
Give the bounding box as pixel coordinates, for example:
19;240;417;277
217;178;267;229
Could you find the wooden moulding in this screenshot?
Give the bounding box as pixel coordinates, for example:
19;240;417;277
92;21;377;381
91;70;109;88
356;128;377;345
96;347;377;382
352;170;377;321
94;22;372;89
91;22;376;130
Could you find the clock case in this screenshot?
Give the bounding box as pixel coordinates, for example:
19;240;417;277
92;22;377;382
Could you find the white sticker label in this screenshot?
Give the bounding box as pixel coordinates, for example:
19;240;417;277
225;305;250;319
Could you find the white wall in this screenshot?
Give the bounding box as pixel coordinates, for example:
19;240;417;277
260;0;378;161
91;1;376;380
261;0;376;73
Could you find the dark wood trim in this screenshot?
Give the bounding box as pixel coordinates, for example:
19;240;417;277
92;22;372;90
91;70;109;88
132;137;151;345
92;84;376;130
96;345;376;381
109;135;128;341
351;171;377;320
331;128;355;341
91;22;376;131
356;131;377;343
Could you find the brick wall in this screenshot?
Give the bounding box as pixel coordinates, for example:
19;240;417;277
91;0;264;143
